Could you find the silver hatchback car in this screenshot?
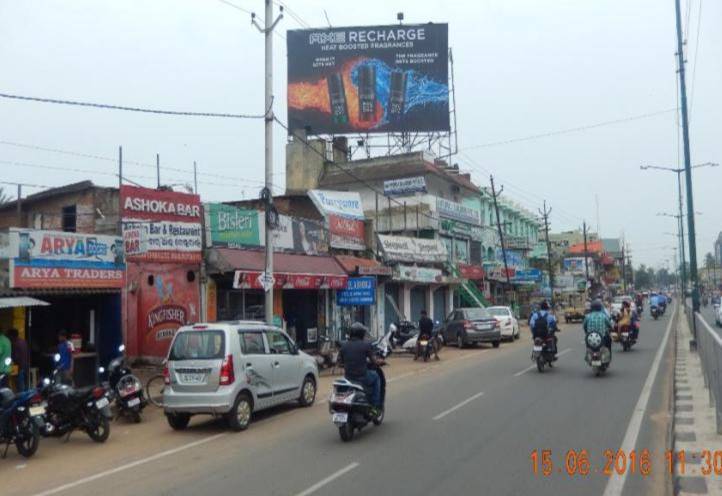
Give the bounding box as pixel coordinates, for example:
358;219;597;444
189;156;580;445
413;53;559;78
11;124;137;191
163;321;319;431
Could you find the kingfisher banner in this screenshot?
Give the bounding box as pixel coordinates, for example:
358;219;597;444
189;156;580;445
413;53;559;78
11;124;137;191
287;23;449;134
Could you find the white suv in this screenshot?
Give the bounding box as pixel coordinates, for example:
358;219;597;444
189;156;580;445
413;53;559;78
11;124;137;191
163;321;319;431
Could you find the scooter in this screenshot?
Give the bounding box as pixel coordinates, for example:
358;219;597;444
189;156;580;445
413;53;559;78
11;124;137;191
532;335;556;372
584;332;611;377
329;364;385;442
371;329;392;360
316;335;341;370
390;321;418;349
38;354;113;443
650;306;660;320
0;358;44;458
104;344;146;423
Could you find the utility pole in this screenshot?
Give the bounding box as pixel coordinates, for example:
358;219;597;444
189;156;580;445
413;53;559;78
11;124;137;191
621;244;626;293
675;0;700;316
583;221;590;298
490;176;513;304
16;184;22;225
156;153;161;189
252;1;283;325
539;201;554;309
193;161;198;194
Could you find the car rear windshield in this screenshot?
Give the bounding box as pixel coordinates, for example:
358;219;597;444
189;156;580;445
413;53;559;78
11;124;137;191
169;331;225;360
487;307;509;317
464;308;492;320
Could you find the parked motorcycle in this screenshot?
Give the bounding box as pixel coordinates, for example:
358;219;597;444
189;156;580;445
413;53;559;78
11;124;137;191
532;335;556;372
0;358;44;458
316;335;341;370
104;344;146;423
371;329;392;360
389;321;418;349
38;354;113;443
328;364;386;442
584;332;611;377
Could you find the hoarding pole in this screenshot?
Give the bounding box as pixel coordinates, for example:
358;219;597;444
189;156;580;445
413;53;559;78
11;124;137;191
156;153;160;189
583;220;590;298
252;0;283;325
539;201;554;310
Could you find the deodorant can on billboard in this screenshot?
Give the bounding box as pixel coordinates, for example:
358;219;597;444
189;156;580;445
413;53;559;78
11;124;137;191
358;64;377;121
388;70;407;124
326;73;349;125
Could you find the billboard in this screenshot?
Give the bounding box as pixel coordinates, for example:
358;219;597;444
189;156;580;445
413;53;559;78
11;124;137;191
308;190;366;250
272;215;329;255
121;185;202;264
5;228;125;289
287;23;449;134
205;203;262;249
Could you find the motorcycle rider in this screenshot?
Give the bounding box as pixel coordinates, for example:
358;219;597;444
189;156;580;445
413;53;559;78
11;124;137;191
414;310;439;361
616;300;639;341
338;322;382;414
583;299;614;358
529;300;558;358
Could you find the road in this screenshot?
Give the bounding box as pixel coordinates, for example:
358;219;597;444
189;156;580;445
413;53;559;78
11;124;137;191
3;307;676;496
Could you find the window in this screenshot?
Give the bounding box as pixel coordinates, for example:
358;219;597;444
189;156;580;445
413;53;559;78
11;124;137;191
239;331;266;354
267;331;292;354
487;307;510;317
463;308;492;320
169;331;225;360
61;205;77;232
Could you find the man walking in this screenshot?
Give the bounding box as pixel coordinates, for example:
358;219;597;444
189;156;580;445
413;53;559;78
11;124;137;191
8;329;28;391
57;330;74;385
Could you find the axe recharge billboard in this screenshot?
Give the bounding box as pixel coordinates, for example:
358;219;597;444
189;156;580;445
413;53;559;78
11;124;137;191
287;23;449;134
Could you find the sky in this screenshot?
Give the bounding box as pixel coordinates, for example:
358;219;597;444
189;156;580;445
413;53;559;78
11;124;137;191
0;0;719;270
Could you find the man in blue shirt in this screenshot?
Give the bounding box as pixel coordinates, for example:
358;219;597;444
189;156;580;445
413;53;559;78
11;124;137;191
529;300;558;357
57;330;73;385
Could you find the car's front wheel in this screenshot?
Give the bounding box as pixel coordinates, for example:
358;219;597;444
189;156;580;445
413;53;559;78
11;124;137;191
227;393;253;432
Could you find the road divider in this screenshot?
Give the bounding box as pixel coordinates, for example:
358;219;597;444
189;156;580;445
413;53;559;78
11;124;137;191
433;391;485;420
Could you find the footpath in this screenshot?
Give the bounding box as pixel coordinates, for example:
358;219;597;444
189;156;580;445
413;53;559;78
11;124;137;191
674;308;722;495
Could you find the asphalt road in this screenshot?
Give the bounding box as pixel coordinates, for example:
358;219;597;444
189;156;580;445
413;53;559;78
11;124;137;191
6;308;676;496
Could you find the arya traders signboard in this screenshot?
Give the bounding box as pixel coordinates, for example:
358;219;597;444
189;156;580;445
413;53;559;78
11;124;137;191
121;185;202;263
5;228;125;288
287;23;449;134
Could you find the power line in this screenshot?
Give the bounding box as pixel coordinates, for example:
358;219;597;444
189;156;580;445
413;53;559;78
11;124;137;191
0;92;267;119
458;108;677;151
274;0;311;28
217;0;287;41
688;0;703;120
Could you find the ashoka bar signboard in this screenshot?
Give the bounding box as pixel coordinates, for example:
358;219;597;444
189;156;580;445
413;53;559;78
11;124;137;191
121;185;202;263
4;228;125;289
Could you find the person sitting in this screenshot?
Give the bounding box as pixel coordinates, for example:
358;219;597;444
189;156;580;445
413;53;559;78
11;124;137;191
338;322;381;413
529;300;558;358
415;310;439;361
583;299;614;358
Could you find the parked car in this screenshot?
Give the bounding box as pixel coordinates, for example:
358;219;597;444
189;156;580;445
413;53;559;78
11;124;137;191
163;321;319;432
441;307;501;348
486;306;520;341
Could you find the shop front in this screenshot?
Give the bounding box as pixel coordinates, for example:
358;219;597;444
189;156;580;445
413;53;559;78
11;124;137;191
335;255;392;337
0;228;125;386
206;248;347;349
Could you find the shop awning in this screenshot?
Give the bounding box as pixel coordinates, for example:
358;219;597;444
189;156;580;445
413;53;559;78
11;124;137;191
335;255;392;276
208;248;348;290
0;297;50;309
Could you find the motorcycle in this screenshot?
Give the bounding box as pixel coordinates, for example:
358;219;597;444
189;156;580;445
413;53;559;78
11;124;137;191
416;328;442;362
532;335;556;372
38;354;113;443
650;306;659;320
389;321;418;349
0;358;44;458
316;335;341;370
104;344;146;423
584;332;611;377
329;364;386;442
617;324;635;352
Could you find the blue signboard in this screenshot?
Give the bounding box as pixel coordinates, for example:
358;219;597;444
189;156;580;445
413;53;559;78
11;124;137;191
512;268;542;282
336;277;376;306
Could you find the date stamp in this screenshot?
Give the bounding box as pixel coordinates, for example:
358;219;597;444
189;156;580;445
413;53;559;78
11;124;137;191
530;449;722;477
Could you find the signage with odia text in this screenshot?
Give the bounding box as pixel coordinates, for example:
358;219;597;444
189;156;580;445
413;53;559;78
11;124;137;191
337;277;376;306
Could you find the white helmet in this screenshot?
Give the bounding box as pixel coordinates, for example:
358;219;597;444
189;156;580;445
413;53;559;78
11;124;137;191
389;323;397;333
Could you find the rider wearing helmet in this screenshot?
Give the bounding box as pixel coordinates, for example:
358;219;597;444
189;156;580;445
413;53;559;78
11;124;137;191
583;299;614;356
528;300;558;358
338;322;381;411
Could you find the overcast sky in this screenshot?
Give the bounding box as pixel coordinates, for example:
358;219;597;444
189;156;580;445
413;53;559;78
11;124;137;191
0;0;719;269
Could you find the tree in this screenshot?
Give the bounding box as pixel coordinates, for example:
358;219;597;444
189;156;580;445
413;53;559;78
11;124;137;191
705;252;716;269
0;187;11;205
635;264;653;289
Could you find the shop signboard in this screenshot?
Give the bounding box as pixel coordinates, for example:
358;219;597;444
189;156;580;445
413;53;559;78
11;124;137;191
358;265;393;276
271;215;329;255
563;257;594;276
495;248;524;269
487;266;516;282
308;190;365;250
436;197;481;226
383;176;427;197
505;236;531;250
287;23;449;134
377;234;447;263
205;203;261;248
458;263;485;280
337;277;376;306
233;271;348;290
554;274;575;289
123;227;148;256
121;185;202;264
394;264;443;283
328;214;366;250
512;268;542;282
5;228;125;289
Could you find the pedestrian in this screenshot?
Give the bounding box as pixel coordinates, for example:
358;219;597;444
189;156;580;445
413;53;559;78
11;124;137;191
57;330;74;385
0;329;11;388
7;329;28;392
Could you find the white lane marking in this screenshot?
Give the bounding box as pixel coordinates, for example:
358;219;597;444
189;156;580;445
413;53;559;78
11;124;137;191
30;433;226;496
387;371;416;383
513;348;572;377
433;391;485;420
602;304;676;496
294;462;360;496
16;463;27;470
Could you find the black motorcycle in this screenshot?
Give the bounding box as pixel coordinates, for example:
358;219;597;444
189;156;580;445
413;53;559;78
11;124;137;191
650;305;660;320
0;359;44;458
532;334;556;373
103;344;146;423
39;355;113;443
328;364;386;442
